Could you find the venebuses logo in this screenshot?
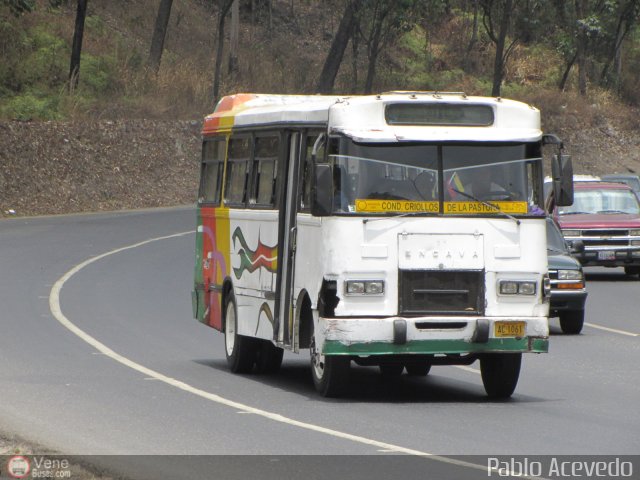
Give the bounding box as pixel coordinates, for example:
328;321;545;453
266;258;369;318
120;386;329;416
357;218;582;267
7;455;31;479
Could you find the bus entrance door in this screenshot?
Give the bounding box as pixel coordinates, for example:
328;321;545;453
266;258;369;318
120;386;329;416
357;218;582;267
276;132;301;350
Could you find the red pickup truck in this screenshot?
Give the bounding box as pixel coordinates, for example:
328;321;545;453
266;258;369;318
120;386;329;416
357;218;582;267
553;181;640;276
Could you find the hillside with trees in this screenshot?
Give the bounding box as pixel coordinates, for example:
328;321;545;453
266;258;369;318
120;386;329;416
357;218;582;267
1;0;640;217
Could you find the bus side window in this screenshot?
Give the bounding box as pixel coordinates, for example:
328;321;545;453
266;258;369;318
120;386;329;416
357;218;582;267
225;136;251;206
199;139;224;205
251;135;279;208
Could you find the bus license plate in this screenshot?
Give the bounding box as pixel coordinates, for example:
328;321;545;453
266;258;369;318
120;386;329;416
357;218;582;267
495;321;526;338
597;251;615;260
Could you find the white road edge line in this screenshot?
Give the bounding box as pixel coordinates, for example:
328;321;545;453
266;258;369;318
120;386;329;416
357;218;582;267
48;230;546;480
584;322;639;337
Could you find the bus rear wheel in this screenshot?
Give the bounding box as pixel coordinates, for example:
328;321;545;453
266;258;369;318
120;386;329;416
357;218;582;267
480;353;521;399
224;292;257;373
310;328;349;397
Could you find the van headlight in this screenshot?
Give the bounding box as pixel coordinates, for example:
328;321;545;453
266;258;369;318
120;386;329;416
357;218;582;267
345;280;385;295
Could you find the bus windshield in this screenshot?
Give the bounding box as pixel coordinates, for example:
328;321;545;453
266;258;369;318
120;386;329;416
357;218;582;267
327;137;544;215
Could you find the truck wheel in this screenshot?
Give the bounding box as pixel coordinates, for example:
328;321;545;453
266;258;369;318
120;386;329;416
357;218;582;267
310;325;349;397
405;362;431;376
480;353;521;399
255;340;284;373
224;292;257;373
559;310;585;334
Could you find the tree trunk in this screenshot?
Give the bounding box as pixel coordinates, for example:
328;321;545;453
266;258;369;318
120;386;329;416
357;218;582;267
491;0;512;97
213;0;234;105
363;48;378;94
148;0;173;74
464;0;479;71
228;0;239;75
575;0;587;96
69;0;88;91
559;50;577;92
316;0;362;94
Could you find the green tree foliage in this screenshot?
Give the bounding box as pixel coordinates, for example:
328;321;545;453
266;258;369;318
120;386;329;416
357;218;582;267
355;0;421;93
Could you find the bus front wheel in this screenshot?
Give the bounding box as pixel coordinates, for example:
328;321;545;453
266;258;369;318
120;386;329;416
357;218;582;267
480;353;521;399
310;329;349;397
224;292;256;373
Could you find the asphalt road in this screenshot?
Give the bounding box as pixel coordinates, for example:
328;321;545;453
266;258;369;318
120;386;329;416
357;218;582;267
1;207;638;479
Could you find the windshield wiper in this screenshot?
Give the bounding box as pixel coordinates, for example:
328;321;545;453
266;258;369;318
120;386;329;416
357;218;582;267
451;188;520;226
560;211;590;215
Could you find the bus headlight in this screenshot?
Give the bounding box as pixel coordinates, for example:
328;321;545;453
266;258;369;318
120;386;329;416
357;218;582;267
498;280;537;295
345;280;385;295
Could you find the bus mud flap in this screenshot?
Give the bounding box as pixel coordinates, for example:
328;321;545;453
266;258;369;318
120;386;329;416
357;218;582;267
472;319;490;343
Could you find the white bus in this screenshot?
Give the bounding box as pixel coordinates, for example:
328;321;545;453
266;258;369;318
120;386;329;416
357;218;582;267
192;92;573;398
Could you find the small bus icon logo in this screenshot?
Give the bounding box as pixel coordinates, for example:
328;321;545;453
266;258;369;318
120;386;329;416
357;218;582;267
7;455;31;478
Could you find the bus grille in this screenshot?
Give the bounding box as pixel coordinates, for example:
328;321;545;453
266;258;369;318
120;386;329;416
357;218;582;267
399;270;484;316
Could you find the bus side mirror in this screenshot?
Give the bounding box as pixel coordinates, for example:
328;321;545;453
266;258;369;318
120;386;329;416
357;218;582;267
311;164;333;216
552;154;574;207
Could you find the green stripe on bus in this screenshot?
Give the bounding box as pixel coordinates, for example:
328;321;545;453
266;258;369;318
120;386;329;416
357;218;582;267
322;337;549;355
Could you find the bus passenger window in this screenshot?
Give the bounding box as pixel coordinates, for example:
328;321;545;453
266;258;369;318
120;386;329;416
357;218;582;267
252;136;279;207
225;137;251;205
199;139;224;204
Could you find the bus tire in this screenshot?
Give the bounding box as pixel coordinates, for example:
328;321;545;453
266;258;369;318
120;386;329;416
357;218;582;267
480;353;521;399
405;362;431;376
224;292;256;373
559;310;584;334
255;340;284;374
310;328;349;397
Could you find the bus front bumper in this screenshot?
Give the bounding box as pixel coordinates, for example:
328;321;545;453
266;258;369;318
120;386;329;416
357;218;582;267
318;316;549;356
